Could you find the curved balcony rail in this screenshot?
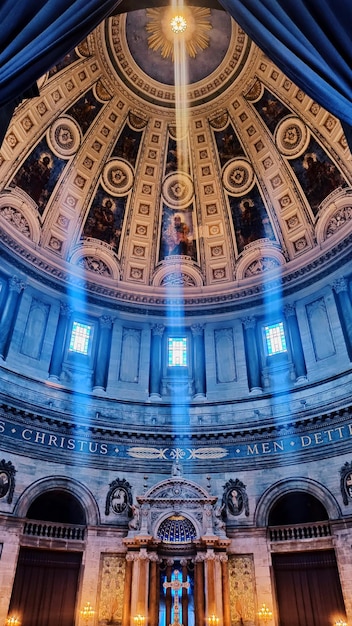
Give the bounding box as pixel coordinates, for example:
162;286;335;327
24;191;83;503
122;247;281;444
269;521;331;542
23;519;86;541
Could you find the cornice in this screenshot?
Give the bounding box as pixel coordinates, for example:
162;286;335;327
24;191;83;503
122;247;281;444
1;229;352;316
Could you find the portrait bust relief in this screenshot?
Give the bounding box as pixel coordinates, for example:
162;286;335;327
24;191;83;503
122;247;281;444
222;478;249;518
0;459;16;503
105;478;133;518
340;461;352;505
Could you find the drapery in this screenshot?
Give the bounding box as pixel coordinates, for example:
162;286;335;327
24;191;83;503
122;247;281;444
0;0;122;145
272;550;347;626
0;0;351;146
218;0;352;146
9;548;82;626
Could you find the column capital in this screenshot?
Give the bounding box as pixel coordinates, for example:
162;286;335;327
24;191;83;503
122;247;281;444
332;277;348;293
9;275;26;293
284;303;297;318
99;314;113;329
151;323;165;337
59;302;72;317
191;323;204;336
242;316;256;330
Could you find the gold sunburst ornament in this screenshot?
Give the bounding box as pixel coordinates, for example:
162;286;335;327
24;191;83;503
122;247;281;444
146;7;212;59
170;15;187;33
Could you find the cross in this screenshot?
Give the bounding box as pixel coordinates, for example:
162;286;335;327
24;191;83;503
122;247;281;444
163;570;190;626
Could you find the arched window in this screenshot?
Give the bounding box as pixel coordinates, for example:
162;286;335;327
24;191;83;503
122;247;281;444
26;490;86;525
268;491;328;525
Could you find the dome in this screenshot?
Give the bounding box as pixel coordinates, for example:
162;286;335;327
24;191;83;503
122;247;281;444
0;5;350;314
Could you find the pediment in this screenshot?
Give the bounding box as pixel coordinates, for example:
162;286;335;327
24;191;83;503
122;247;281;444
138;477;215;505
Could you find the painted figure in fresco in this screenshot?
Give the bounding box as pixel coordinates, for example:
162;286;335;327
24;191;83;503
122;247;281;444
13;153;53;207
218;130;241;164
302;152;345;210
261;98;286;125
164;213;191;256
85;198;116;244
165;142;188;174
237;198;270;248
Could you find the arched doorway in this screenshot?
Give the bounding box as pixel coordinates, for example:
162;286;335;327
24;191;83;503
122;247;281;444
269;491;346;626
8;489;86;626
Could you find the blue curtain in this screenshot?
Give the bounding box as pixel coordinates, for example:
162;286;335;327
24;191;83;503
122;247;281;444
0;0;351;147
0;0;121;144
218;0;352;144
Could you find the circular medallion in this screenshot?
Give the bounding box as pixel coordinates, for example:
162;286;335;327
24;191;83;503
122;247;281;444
222;159;255;196
275;116;309;157
48;116;81;157
162;172;194;209
102;159;134;196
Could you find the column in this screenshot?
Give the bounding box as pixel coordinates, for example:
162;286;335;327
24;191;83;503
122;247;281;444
122;555;133;626
220;555;231;626
93;315;113;391
204;549;216;617
213;555;224;622
181;559;189;626
242;316;262;392
149;324;164;399
48;302;71;380
332;277;352;359
284;303;307;381
191;324;206;398
194;555;205;626
148;554;160;626
130;549;150;625
0;275;26;359
165;560;173;626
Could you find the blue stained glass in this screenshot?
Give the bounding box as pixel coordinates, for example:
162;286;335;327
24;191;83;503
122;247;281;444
69;321;91;355
168;337;187;367
264;322;287;355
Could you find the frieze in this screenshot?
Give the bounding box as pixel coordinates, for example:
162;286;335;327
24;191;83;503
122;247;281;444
1;228;352;314
2;415;352;468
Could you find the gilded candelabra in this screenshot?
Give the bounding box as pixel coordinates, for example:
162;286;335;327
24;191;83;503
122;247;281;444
133;615;145;626
80;602;95;625
258;604;273;623
6;617;20;626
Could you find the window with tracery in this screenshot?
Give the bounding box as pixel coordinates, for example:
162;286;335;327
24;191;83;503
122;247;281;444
69;321;92;355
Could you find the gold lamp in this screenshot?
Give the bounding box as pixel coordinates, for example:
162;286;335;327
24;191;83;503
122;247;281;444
335;621;347;626
208;615;219;626
80;602;95;624
258;604;273;623
133;615;145;626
